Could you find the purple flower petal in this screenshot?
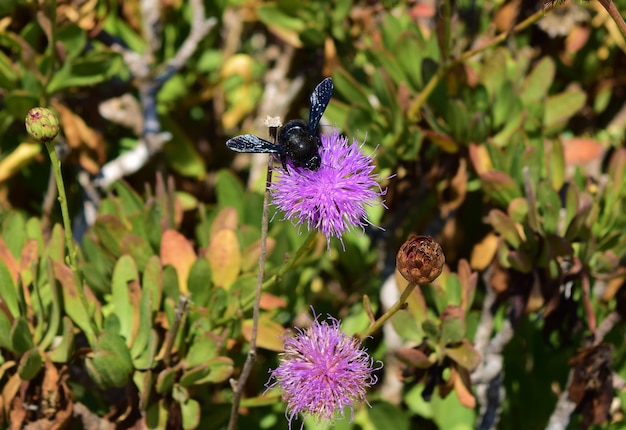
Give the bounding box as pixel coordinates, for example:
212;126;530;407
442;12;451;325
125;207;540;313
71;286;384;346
266;311;381;428
270;130;387;249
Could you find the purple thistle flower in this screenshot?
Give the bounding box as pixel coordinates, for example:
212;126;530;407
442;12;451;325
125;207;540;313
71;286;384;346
266;312;381;429
270;129;387;249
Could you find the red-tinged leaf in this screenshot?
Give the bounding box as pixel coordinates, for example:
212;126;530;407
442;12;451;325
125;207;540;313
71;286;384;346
396;347;433;369
53;261;96;344
452;366;476;408
242;238;276;272
507;249;533;273
440;305;466;345
0;236;19;285
160;230;196;295
259;293;287;310
468;143;493;175
210;207;239;239
507;197;528;223
93;215;131;257
205;229;241;288
458;259;477;313
480;171;522;207
484;209;523;248
423;129;459;153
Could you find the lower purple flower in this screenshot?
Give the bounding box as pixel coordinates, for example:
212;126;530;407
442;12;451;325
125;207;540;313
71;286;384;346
266;312;381;428
270;129;387;249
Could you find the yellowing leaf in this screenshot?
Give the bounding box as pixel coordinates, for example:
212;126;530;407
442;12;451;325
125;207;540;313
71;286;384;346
205;229;240;288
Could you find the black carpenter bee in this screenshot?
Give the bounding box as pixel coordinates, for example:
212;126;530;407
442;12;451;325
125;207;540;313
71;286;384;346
226;77;333;173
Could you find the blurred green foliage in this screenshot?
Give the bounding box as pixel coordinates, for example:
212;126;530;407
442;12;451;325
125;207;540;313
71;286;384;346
1;0;626;429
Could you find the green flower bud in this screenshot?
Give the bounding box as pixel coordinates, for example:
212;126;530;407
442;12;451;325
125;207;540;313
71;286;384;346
25;107;60;143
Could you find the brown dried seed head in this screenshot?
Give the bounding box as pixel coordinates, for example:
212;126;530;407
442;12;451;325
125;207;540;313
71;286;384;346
396;235;445;284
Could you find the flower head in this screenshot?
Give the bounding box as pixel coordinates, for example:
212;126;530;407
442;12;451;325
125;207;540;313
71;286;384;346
270;129;387;249
25;107;60;143
266;312;380;428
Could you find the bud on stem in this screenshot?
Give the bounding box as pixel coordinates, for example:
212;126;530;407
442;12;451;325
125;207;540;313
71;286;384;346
396;235;445;284
25;107;60;143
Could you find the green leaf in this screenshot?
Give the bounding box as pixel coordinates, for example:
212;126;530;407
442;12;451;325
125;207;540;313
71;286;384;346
130;287;153;361
256;4;305;31
440;306;466;345
480;171;522;207
161;116;207;179
186;333;218;369
391;310;424;343
119;235;154;271
520;57;555;104
4;89;38;120
47;317;74;363
56;24;87;59
544;89;586;133
422;319;439;341
93;215;131;257
187;258;212;308
368;401;410;430
0;258;18;318
333;69;371;107
485;209;522;248
11;317;33;354
110;181;145;216
86;331;133;389
0;311;13;350
179;365;211;387
215;170;245;220
47;51;123;93
444;339;481;370
193;357;234;384
156;367;177;394
111;255;140;343
143;256;163;313
2;213;26;259
17;348;43;380
181;398;200;430
133;329;158;370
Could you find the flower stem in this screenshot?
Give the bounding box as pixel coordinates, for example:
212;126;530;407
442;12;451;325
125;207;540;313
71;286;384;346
43;141;99;344
228;158;274;430
358;280;418;340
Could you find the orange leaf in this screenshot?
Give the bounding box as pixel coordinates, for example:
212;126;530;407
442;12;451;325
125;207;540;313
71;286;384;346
160;230;197;295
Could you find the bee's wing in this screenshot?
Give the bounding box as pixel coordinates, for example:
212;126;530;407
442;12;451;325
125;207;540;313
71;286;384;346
308;77;333;134
226;134;283;154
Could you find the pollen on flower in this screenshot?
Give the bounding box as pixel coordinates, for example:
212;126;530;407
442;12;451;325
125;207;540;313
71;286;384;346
270;129;388;249
266;311;381;428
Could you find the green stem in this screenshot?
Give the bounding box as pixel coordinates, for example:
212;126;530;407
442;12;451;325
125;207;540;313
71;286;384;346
358;281;418;340
408;8;548;121
44;141;99;342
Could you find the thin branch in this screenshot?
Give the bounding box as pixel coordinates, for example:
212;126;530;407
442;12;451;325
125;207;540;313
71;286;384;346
597;0;626;41
228;150;274;430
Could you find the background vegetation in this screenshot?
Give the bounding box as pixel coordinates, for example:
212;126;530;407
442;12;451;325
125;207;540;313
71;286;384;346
1;0;626;429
